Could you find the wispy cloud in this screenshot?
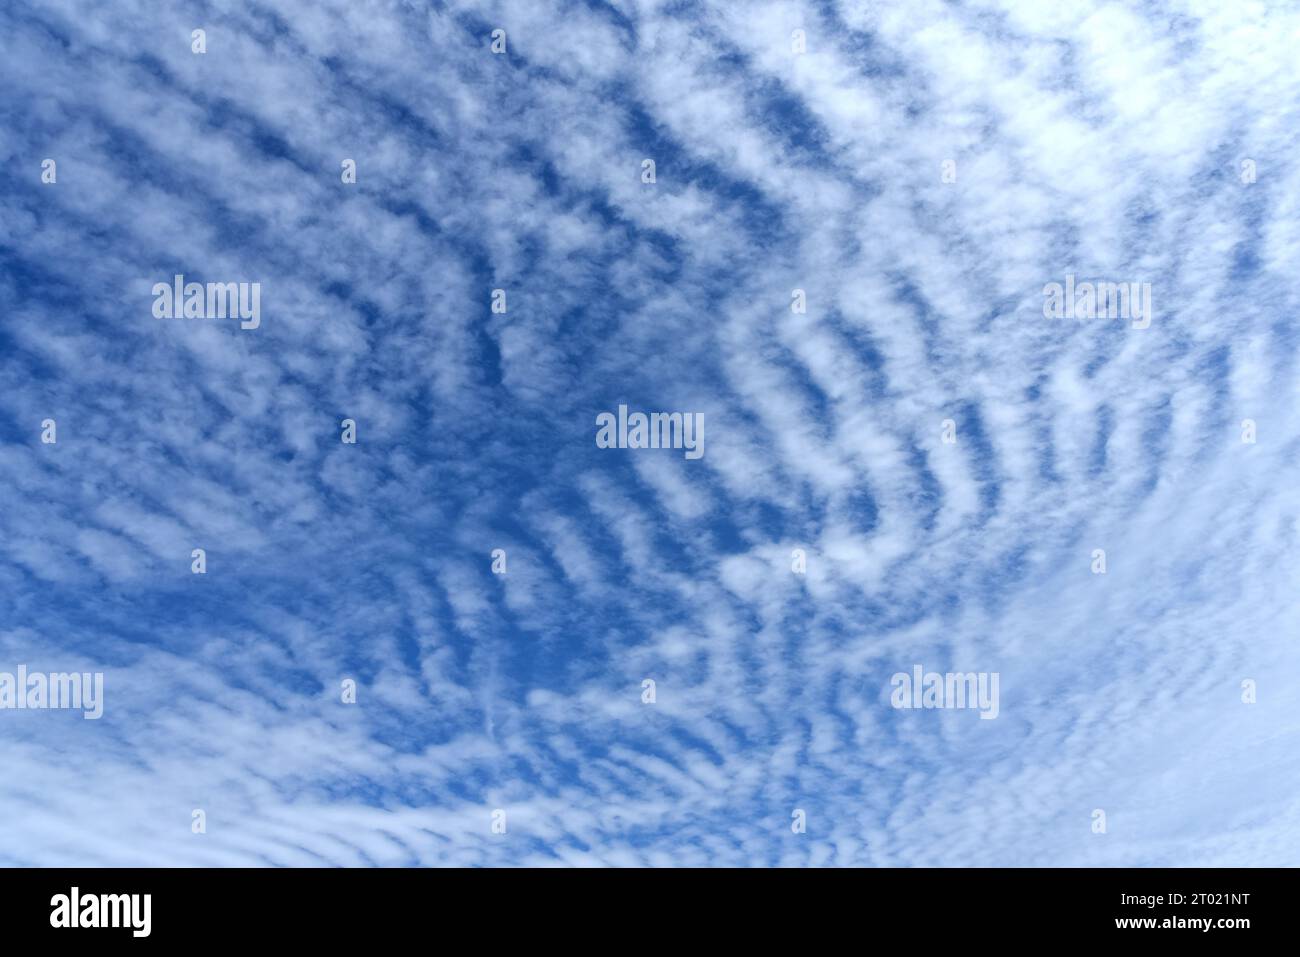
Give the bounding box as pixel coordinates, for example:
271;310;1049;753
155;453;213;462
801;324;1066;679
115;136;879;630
1;0;1298;866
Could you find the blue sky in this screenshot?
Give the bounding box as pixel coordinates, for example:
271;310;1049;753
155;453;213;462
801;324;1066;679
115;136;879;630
1;0;1299;866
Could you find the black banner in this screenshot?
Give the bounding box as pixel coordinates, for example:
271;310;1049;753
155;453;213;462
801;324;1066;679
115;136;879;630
0;867;1279;944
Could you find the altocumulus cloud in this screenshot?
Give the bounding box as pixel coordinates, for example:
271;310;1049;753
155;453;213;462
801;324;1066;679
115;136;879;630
0;0;1299;866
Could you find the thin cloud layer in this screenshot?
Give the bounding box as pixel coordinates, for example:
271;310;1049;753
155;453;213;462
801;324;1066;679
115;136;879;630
1;0;1298;866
